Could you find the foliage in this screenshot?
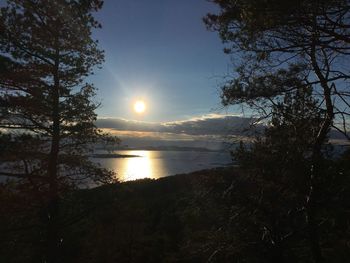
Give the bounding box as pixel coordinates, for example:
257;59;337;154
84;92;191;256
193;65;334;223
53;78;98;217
0;0;115;188
0;1;118;261
205;1;350;261
204;0;350;138
226;88;350;262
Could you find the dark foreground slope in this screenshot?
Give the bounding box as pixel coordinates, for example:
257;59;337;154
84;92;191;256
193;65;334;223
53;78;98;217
1;165;349;262
61;167;243;263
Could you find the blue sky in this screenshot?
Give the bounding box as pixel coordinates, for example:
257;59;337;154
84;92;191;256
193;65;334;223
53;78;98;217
90;0;232;122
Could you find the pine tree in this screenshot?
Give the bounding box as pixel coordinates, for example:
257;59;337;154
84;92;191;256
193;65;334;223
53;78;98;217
205;1;350;261
0;1;116;261
230;87;328;261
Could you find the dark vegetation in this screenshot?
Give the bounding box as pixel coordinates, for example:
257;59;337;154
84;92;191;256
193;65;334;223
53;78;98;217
1;167;238;262
1;0;350;262
0;1;117;262
1;162;349;262
204;0;350;262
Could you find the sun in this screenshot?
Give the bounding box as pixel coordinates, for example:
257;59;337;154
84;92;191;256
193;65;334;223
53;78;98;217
134;100;146;113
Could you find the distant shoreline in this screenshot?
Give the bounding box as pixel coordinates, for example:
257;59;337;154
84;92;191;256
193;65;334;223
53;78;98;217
95;146;224;153
91;153;141;158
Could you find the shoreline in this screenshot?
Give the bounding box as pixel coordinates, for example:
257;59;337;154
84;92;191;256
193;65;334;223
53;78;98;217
91;153;141;158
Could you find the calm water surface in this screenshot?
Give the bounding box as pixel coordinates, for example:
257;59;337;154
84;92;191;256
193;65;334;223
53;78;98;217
94;150;232;181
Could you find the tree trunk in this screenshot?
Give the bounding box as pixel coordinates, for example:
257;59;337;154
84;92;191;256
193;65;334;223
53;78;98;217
306;154;323;263
45;49;60;263
306;38;334;262
306;133;329;263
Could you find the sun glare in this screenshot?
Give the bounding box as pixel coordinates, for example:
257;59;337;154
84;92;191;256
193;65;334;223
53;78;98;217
134;100;146;113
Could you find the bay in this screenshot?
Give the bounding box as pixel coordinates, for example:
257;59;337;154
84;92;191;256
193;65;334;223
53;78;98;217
93;150;232;181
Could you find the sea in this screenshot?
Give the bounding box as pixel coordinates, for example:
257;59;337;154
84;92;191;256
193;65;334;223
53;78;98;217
93;150;233;182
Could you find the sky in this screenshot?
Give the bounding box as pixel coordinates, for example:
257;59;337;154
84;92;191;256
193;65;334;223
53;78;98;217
89;1;350;148
2;0;346;148
90;0;232;123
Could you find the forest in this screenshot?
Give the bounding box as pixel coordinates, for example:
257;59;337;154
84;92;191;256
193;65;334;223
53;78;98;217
0;0;349;262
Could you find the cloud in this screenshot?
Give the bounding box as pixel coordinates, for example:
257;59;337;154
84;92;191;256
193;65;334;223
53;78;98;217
96;115;350;150
96;118;160;133
96;114;256;137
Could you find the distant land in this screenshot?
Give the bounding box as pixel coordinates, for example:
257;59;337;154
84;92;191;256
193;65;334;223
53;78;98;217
91;153;141;158
95;142;350;156
96;145;223;153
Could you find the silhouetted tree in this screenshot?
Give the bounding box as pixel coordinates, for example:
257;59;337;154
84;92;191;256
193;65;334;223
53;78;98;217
0;1;117;262
232;87;323;261
205;1;350;261
225;87;350;262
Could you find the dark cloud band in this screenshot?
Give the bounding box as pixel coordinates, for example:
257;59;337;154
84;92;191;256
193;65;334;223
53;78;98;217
96;115;256;136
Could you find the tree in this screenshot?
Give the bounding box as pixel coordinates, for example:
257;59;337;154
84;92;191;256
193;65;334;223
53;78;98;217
233;87;321;260
228;87;350;262
204;0;350;261
0;1;117;262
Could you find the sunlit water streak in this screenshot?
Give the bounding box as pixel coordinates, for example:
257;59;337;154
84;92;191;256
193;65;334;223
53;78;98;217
120;151;157;181
94;150;232;182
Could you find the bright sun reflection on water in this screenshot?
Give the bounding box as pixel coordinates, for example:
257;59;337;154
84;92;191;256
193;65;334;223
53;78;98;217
122;151;153;181
94;150;232;182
